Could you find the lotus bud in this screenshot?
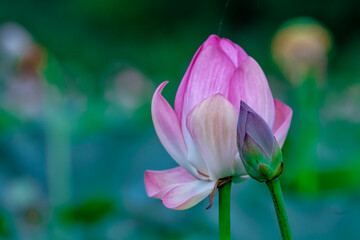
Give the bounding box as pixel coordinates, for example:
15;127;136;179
237;101;283;182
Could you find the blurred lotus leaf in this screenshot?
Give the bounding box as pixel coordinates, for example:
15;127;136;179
0;213;10;237
59;198;115;226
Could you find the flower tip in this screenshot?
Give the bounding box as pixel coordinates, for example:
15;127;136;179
240;100;258;115
153;81;170;100
159;80;169;90
240;100;246;107
239;102;253;122
207;34;220;41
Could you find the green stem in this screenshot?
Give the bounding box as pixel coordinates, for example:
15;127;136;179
266;178;293;240
219;180;231;240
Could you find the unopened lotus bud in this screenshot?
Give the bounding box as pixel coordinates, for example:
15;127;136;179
237;101;283;182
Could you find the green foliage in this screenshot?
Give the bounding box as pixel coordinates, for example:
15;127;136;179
59;198;115;226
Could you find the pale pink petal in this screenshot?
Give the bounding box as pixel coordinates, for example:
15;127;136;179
152;82;197;176
161;180;216;210
186;94;238;180
272;99;293;148
219;38;248;67
183;130;210;178
228;57;275;127
144;167;197;199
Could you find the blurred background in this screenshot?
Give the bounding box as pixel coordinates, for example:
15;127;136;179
0;0;359;239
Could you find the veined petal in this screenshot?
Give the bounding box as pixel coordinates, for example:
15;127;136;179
174;35;222;121
181;45;235;124
161;180;216;210
179;45;236;178
228;57;275;127
186;94;238;180
174;45;204;121
152;82;197;176
272;99;293;148
144;167;197;199
219;38;248;67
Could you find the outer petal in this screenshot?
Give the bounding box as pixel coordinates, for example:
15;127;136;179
161;179;216;210
186;94;238;180
144;167;196;199
228;57;275;127
152;82;197;176
181;45;236;124
272;99;293;148
174;44;204;121
174;35;222;121
177;45;237;177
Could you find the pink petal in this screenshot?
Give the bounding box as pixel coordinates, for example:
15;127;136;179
144;167;197;199
272;99;293;148
174;35;222;121
219;38;248;67
181;45;236;124
202;34;222;47
174;45;204;121
177;45;237;178
161;179;216;210
228;57;275;127
186;94;238;180
152;82;197;176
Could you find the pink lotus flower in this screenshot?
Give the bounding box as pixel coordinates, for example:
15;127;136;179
144;35;292;210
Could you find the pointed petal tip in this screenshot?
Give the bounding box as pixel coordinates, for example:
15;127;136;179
207;34;220;40
154;81;169;94
240;100;252;112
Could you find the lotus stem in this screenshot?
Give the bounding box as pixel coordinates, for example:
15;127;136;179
266;178;293;240
219;180;231;240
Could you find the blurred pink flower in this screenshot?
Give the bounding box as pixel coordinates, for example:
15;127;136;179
144;35;292;210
